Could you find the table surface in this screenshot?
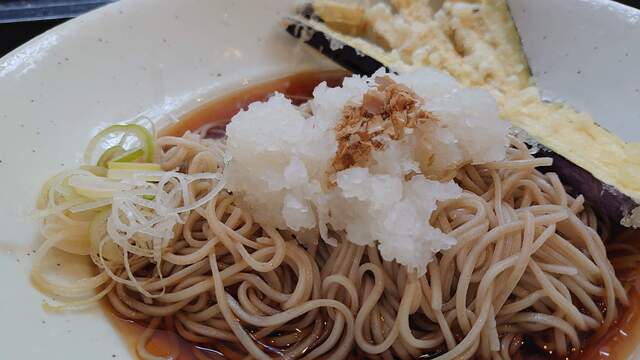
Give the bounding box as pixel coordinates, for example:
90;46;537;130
0;0;114;57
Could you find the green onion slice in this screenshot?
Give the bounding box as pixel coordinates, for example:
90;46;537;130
85;124;154;166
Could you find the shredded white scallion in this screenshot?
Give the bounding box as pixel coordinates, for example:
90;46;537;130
68;199;113;213
106;172;224;268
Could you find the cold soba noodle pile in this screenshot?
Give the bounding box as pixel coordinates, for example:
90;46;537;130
32;69;630;360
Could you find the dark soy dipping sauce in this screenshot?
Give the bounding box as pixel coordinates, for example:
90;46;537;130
159;70;348;138
514;228;640;360
105;70;640;360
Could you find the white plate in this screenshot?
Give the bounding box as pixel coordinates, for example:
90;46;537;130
0;0;334;358
508;0;640;142
0;0;638;359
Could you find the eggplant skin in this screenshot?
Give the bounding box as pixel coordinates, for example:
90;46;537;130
285;18;389;76
534;146;638;226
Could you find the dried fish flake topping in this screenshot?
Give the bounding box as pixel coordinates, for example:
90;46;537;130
330;76;436;183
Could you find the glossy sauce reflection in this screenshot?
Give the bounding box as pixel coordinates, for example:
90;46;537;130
106;70;640;360
567;229;640;360
159;69;348;138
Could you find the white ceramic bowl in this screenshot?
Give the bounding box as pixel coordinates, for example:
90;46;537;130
0;0;638;358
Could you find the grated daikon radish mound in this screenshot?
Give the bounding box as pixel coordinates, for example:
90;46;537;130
224;68;509;272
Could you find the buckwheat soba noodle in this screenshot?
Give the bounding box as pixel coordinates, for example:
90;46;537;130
32;69;635;360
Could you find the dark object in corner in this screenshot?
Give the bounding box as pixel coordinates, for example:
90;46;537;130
0;19;67;56
0;0;115;57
